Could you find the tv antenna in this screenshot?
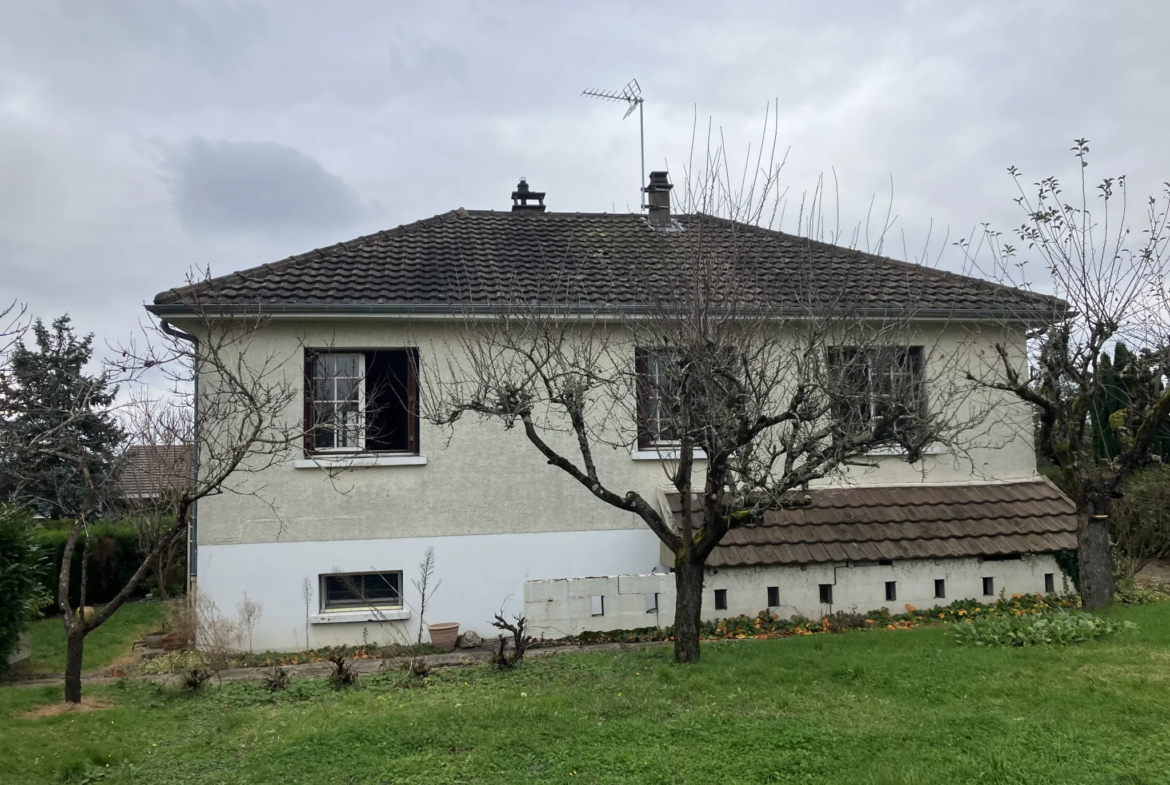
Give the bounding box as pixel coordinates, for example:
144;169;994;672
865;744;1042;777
582;79;645;210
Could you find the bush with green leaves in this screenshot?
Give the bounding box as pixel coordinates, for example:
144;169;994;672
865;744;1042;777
0;506;49;673
948;610;1134;647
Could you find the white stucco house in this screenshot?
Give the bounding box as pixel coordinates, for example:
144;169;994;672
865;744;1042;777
146;175;1076;652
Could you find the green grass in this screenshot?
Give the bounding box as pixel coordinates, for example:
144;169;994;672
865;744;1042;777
14;601;164;676
3;603;1170;784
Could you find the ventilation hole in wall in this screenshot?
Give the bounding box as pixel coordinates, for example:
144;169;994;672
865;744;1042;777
591;595;604;616
714;589;728;611
819;584;833;604
878;559;893;566
982;577;995;596
1044;573;1055;593
645;592;659;613
934;578;946;599
767;586;780;607
885;581;897;602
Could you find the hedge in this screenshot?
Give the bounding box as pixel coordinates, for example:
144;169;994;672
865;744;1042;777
1;511;48;674
35;522;186;608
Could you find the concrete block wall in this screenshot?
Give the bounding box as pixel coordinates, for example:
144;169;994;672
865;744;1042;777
524;555;1066;638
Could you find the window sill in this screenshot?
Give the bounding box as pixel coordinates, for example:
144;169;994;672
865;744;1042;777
630;448;708;461
295;455;427;469
309;608;411;624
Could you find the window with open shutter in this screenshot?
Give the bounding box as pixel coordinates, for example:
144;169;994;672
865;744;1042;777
304;348;420;455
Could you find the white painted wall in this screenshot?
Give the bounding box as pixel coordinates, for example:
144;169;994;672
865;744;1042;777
524;555;1065;637
198;527;663;652
177;318;1042;549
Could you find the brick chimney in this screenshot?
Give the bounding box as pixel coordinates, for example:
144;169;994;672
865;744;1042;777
644;171;672;228
511;178;546;212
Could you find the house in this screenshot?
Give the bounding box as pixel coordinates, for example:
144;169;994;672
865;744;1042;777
115;444;193;503
146;175;1075;651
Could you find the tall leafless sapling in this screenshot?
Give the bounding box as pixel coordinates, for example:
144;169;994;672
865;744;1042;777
960;139;1170;608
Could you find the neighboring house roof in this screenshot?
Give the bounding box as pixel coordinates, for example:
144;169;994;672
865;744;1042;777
148;210;1064;321
116;444;193;499
665;480;1077;567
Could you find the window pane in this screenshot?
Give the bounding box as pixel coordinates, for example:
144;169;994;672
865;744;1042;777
322;572;402;610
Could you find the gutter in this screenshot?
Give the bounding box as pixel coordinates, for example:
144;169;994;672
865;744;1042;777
159;320;199;597
146;302;1066;325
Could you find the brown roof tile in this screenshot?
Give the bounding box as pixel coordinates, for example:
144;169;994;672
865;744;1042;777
670;481;1077;567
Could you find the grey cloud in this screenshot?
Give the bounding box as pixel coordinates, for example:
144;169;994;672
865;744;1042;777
162;138;373;235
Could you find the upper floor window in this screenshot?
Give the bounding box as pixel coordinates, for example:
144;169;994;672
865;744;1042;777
827;346;927;437
305;349;419;455
635;348;678;448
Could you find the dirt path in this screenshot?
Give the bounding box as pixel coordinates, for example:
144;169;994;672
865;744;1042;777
3;641;666;690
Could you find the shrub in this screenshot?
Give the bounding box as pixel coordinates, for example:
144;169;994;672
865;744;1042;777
1111;464;1170;578
327;652;357;689
1114;578;1170;605
263;665;290;692
181;665;212;692
948;610;1134;647
0;507;49;674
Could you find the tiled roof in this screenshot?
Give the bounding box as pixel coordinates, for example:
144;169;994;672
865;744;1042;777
115;445;193;499
150;211;1063;319
665;481;1077;567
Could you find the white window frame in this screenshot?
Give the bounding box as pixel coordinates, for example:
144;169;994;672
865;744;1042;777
319;570;403;613
312;352;366;453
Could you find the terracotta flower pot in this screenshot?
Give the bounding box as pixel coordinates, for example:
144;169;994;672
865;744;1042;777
428;622;460;652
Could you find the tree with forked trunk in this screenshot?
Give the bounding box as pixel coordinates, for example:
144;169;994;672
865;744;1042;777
0;274;303;702
418;118;1004;663
959;139;1170;609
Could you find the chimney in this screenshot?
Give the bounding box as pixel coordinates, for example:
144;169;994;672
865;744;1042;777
644;170;672;228
511;177;546;212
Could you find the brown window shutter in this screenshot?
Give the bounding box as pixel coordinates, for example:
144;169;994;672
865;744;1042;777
407;348;419;455
303;350;316;455
634;347;650;450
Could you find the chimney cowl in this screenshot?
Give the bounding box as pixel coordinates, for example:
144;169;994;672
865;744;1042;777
511;177;546;212
644;170;672;228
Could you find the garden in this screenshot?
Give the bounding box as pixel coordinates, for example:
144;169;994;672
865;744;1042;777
3;594;1170;784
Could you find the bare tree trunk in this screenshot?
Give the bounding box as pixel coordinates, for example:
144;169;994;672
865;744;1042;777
673;559;704;664
154;550;169;601
64;630;85;704
1079;510;1115;610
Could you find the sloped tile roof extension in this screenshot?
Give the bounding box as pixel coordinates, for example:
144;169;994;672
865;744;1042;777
665;480;1078;567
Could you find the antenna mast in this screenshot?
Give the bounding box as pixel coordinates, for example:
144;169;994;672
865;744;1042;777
582;79;645;210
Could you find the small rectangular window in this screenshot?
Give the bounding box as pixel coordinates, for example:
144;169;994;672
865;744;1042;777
645;593;659;613
320;571;402;612
1044;573;1055;593
767;586;780;607
714;589;728;611
982;577;994;596
885;581;897;602
819;584;833;604
591;595;605;616
934;579;946;599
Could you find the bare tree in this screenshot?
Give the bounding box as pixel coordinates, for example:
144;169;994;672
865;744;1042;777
960;140;1170;608
420;116;995;663
0;273;303;703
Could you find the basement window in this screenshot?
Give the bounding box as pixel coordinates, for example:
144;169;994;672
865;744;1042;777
934;579;946;599
982;577;995;596
305;349;419;454
714;589;728;611
1044;573;1055;593
885;581;897;602
767;586;780;608
320;571;402;612
819;584;833;604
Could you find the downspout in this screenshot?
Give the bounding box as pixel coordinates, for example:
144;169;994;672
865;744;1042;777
160;320;199;602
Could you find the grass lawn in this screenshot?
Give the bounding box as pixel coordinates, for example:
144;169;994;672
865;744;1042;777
13;601;165;676
3;603;1170;785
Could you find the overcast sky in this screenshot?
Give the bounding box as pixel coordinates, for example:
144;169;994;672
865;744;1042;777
1;0;1167;359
